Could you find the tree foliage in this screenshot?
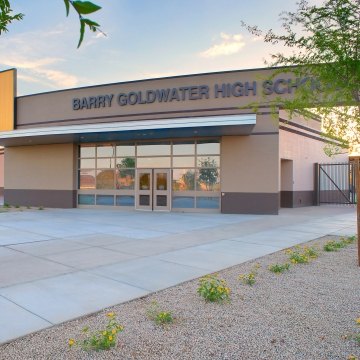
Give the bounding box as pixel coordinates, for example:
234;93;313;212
0;0;24;34
181;170;195;190
198;158;219;191
0;0;103;47
242;0;360;153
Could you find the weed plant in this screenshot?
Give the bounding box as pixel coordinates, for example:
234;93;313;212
324;240;345;251
269;263;291;274
285;245;318;264
238;264;260;286
197;274;230;303
147;301;174;326
69;312;124;352
323;236;356;252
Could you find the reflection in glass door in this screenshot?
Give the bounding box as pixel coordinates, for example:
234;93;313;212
136;169;171;211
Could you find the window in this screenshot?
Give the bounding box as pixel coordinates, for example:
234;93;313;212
78;138;220;210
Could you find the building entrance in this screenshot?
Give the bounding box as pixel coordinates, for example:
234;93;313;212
77;140;221;212
136;169;171;211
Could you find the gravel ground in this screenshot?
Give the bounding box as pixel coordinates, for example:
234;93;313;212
1;235;359;360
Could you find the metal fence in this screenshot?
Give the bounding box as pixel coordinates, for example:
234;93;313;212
315;162;356;204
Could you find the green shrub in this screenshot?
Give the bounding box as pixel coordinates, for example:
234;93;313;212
285;246;318;264
342;235;357;245
286;248;309;264
324;239;347;252
324;236;357;252
197;274;230;303
69;312;124;352
303;246;319;259
353;334;360;345
269;263;291;274
147;301;174;326
239;264;260;286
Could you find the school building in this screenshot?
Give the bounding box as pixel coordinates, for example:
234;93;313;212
0;67;346;214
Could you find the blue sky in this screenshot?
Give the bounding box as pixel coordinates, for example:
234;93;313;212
1;1;317;95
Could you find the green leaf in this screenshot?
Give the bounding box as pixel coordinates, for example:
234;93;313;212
72;1;101;15
63;0;70;16
77;18;85;48
83;18;100;27
82;18;100;32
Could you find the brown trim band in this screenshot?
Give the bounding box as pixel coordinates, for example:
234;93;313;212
256;111;274;115
252;132;279;135
279;118;322;136
16;107;267;128
280;190;315;208
280;119;343;144
221;192;279;215
279;125;339;145
4;189;77;208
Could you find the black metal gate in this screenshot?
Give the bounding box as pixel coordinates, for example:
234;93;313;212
315;162;356;204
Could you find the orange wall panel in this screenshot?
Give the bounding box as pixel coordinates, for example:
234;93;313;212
0;69;16;132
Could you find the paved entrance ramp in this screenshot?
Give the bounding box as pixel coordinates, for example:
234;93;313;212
0;206;356;343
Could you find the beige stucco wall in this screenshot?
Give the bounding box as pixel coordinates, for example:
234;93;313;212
4;144;77;190
279;110;322;131
279;130;348;191
221;112;279;194
221;135;279;193
16;68;302;129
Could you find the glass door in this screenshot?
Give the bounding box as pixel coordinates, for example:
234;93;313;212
136;169;152;210
135;169;171;211
153;169;170;211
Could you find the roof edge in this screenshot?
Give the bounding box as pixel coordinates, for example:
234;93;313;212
17;65;298;99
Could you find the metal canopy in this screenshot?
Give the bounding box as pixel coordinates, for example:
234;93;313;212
0;114;256;147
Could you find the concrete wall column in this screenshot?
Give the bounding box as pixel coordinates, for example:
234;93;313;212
221;113;280;214
4;143;77;208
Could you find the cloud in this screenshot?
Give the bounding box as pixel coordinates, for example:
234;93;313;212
80;29;108;48
0;26;79;90
139;71;179;79
17;73;44;84
200;32;246;58
95;32;107;39
251;36;264;42
34;68;78;88
1;57;61;70
17;71;76;89
1;54;78;89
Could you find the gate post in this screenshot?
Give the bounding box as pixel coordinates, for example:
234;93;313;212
314;163;320;206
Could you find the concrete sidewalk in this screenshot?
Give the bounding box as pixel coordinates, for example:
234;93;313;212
0;205;356;344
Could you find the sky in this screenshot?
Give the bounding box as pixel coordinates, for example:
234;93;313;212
1;0;319;96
